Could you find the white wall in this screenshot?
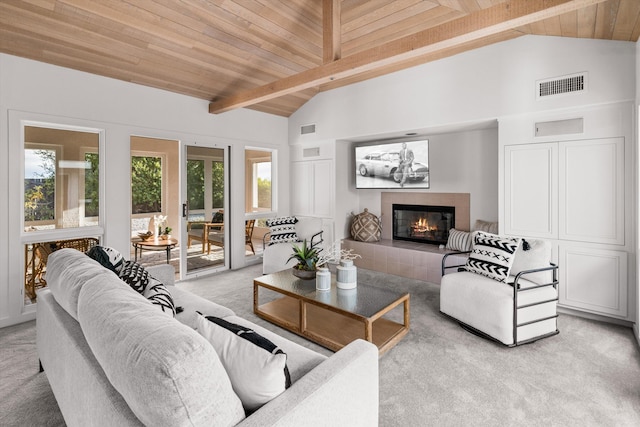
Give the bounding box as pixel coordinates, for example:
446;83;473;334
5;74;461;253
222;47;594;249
0;54;288;327
289;35;635;142
290;35;635;248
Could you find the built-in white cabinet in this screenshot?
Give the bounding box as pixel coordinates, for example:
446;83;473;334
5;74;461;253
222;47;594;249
501;103;633;321
291;159;334;218
504;137;629;319
558;138;625;245
559;244;628;318
504;143;558;238
505;137;625;244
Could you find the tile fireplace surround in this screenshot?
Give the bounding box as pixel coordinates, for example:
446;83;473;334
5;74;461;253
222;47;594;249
343;192;470;284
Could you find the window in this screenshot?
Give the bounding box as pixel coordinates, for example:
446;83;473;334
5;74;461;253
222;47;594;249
187;159;205;211
212;160;224;209
131;155;163;214
23;126;100;231
186;148;225;223
245;149;273;213
83;152;99;218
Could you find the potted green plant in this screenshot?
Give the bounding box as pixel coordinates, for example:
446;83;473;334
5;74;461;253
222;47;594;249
287;240;321;279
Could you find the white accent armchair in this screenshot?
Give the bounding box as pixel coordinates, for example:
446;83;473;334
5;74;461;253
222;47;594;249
262;217;324;275
440;237;559;347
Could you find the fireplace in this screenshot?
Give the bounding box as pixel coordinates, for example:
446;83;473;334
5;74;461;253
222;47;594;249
392;204;455;245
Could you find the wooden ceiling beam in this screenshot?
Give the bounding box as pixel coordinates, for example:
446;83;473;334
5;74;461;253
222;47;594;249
209;0;606;114
323;0;341;64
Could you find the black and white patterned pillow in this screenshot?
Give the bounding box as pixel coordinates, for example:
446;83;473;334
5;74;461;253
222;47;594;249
86;246;125;274
118;260;178;316
196;313;291;414
445;229;472;252
465;231;520;283
266;216;299;246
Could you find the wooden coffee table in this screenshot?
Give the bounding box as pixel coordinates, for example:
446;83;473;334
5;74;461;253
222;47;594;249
254;269;410;355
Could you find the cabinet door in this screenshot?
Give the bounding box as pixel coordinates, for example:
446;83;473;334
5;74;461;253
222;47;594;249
291;160;334;218
504;143;557;238
559;138;625;245
311;159;333;218
291;162;311;216
559;244;628;318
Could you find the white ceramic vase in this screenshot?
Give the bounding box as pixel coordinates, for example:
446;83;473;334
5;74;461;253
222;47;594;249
315;267;331;291
336;259;357;289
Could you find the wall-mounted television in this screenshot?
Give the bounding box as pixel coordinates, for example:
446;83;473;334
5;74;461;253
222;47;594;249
355;139;429;189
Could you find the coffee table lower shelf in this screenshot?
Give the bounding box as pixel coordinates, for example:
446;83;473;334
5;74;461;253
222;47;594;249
256;295;409;355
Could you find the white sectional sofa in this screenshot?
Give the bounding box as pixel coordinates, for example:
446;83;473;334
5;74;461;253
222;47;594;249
37;249;379;426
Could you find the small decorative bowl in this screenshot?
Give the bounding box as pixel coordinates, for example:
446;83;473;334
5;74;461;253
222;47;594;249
138;231;154;241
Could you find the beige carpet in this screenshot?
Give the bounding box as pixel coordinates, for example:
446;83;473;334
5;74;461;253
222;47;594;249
2;264;640;426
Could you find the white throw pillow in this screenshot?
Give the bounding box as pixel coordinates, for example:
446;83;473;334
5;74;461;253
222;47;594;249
196;313;291;413
446;229;472;252
465;231;520;283
510;238;553;285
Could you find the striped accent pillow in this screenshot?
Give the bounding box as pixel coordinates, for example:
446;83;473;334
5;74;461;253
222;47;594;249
465;231;520;283
266;217;299;246
445;229;472;252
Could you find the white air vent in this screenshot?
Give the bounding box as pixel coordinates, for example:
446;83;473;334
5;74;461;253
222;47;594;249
303;147;320;157
300;124;316;135
537;73;587;99
535;118;584;137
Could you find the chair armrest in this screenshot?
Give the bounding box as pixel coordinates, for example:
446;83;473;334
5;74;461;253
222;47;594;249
512;263;558;292
187;221;206;231
262;232;272;250
204;222;224;233
441;251;471;276
309;230;323;249
237;339;378;427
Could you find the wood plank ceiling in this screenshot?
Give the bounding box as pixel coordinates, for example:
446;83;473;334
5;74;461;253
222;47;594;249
1;0;639;117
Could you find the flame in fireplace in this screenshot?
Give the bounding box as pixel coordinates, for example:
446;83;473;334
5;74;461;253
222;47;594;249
412;217;435;233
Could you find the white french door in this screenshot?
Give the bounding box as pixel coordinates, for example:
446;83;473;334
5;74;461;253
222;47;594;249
180;142;229;279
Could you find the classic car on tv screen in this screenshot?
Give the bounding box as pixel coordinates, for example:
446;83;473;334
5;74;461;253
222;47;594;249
355;140;429;189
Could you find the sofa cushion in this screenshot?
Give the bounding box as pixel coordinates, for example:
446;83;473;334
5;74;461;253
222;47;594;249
465;231;520;283
45;249;116;320
446;228;472;252
511;238;553;285
222;315;327;383
266;217;299;245
196;314;291;413
77;277;245;427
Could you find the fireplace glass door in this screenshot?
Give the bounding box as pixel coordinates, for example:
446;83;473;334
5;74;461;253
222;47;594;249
393;204;455;245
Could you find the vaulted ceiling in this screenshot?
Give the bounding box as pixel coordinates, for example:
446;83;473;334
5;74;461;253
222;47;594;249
1;0;639;117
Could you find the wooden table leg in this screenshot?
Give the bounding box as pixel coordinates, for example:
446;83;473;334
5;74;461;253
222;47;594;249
253;283;259;313
300;300;307;334
364;319;373;343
